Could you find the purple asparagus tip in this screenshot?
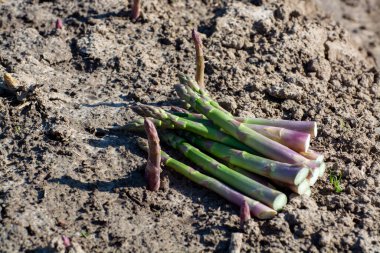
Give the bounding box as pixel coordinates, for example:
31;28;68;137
144;118;161;191
56;18;63;29
62;235;71;247
240;200;251;230
131;0;141;21
192;29;202;48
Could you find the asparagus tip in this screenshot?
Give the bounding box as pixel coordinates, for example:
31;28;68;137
56;18;63;29
240;200;250;230
144;118;161;191
191;29;205;88
191;29;202;48
131;0;141;21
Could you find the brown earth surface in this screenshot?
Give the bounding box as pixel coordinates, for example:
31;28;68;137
0;0;379;252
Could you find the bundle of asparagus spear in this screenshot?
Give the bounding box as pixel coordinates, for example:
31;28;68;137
116;30;325;220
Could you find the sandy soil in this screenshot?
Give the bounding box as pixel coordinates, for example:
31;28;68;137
0;0;379;252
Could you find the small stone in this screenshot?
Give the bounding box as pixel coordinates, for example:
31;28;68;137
358;194;371;204
229;232;243;253
266;82;303;100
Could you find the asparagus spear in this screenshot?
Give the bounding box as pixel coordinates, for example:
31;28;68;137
173;114;311;153
144;118;161;191
192;29;205;88
110;118;174;132
173;110;317;142
161;132;287;211
235;117;317;138
248;125;311;153
133;105;257;153
131;0;141;21
175;84;320;170
136;138;277;219
180;132;309;185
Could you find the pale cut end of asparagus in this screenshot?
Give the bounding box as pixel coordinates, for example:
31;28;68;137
318;162;326;178
312;122;318;139
272;194;288;211
290;180;310;195
307;166;321;186
293;166;310;186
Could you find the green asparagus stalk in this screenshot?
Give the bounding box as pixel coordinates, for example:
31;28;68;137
132;105;257;153
109;118;174;132
136;138;277;219
178;73;232;116
175;84;320;170
161;132;287;211
192;29;205;89
227;164;277;190
229;161;309;195
143;118;161;191
180;132;309;185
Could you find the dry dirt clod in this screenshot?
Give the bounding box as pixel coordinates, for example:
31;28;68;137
229;232;243;253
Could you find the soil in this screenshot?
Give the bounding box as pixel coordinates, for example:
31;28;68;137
0;0;379;252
